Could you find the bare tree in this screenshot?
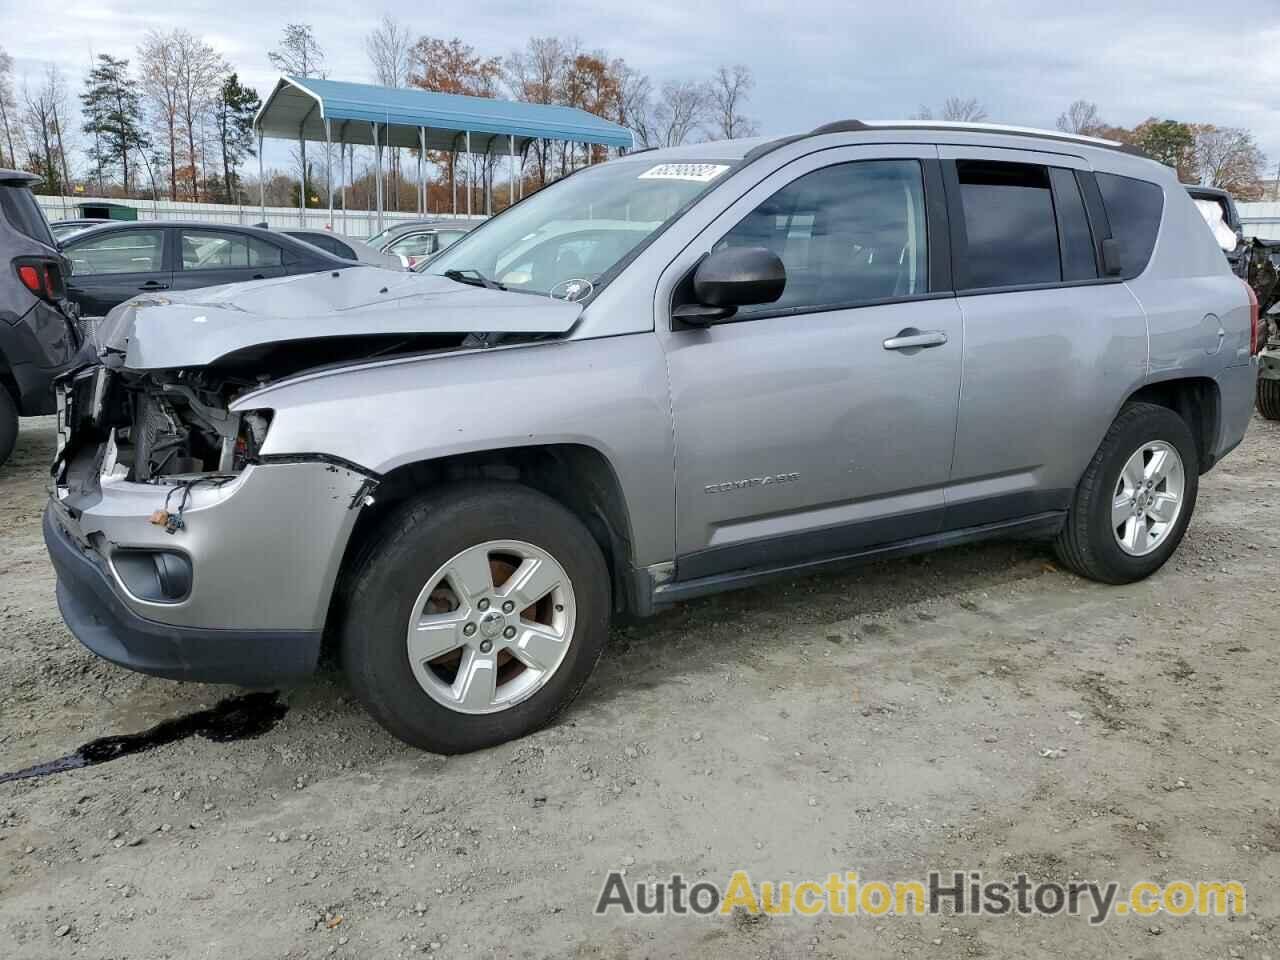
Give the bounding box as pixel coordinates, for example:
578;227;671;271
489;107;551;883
173;32;225;201
269;24;326;206
913;97;989;122
0;46;16;168
366;15;413;209
1056;99;1104;136
708;64;757;141
268;23;326;78
617;64;655;150
139;30;183;199
1193;125;1268;198
652;79;708;147
506;37;567;183
366;14;411;87
21;67;70;193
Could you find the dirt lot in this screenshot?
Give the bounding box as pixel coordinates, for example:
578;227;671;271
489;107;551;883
1;414;1278;959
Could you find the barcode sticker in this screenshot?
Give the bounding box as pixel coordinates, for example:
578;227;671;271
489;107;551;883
638;163;730;182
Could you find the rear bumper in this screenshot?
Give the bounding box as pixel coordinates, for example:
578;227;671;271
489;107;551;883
45;506;321;684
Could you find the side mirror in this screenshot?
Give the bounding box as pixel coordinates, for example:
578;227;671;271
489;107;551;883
1101;237;1124;276
673;246;786;324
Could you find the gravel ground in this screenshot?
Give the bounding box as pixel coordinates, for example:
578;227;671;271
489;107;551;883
1;413;1278;959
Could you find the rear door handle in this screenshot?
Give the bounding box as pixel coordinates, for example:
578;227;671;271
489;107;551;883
138;281;169;290
883;329;948;351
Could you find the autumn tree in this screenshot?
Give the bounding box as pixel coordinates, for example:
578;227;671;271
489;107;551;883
1192;125;1267;198
409;36;502;204
1055;100;1105;137
1131;118;1197;181
213;73;259;202
80;54;148;193
561;51;622;165
708;65;757;141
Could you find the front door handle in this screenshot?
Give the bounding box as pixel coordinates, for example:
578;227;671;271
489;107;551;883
883;329;948;351
138;281;169;290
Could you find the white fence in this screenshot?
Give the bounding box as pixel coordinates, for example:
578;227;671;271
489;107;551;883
34;195;483;239
1238;202;1280;241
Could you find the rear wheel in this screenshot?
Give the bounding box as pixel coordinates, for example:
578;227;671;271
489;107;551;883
0;385;17;469
341;484;610;754
1054;402;1199;584
1258;377;1280;421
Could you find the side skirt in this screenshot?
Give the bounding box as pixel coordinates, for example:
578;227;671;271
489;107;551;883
638;512;1066;612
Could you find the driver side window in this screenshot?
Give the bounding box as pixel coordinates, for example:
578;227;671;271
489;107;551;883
717;160;928;317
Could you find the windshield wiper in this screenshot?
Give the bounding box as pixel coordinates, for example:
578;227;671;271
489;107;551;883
443;268;505;291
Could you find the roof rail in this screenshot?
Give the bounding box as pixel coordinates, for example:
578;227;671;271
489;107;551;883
807;119;1149;158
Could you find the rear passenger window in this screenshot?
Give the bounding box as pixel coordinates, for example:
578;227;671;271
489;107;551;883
716;159;929;315
1095;173;1164;277
955;161;1059;289
1049;168;1098;282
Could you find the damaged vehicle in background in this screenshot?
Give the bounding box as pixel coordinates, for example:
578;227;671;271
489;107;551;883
46;122;1259;754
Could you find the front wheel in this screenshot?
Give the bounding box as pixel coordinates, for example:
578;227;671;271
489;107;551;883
1054;402;1199;584
341;484;610;754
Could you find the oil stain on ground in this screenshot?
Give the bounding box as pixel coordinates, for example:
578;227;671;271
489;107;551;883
0;691;287;784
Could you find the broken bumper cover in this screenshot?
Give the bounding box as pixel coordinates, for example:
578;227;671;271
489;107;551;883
44;458;375;685
45;508;321;684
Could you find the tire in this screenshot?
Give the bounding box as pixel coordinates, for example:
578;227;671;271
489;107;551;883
341;483;610;754
0;385;17;469
1054;402;1199;584
1259;377;1280;421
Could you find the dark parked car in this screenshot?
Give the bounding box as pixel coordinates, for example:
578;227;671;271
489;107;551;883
59;221;359;316
0;170;83;466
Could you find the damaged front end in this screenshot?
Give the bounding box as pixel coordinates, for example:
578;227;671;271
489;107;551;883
44;359;376;685
55;363;274;498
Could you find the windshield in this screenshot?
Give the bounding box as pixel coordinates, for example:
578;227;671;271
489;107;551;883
423;159;737;297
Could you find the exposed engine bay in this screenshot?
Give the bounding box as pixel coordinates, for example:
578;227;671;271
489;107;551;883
55;331;485;493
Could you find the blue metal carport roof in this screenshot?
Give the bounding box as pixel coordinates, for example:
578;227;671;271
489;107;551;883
255;75;634;153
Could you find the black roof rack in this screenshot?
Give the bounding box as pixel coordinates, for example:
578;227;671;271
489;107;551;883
802;119;1150;158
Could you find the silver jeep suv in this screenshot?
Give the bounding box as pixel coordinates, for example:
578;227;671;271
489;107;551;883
45;121;1260;753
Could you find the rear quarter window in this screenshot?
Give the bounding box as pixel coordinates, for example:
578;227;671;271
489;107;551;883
0;183;55;247
1095;173;1164;278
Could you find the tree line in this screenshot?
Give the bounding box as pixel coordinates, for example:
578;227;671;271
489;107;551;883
0;27;1272;205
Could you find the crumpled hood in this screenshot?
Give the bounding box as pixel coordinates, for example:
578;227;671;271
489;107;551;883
96;267;583;370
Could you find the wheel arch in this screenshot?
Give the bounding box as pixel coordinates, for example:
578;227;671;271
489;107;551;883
1122;375;1221;473
328;443;638;644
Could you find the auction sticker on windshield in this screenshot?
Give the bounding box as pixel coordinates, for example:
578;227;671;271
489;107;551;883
638;163;731;182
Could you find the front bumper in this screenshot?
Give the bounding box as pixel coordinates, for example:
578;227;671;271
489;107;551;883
45;457;374;684
45;507;321;684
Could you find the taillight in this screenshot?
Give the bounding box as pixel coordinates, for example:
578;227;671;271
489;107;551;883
13;257;65;303
17;263;41;295
1246;279;1261;355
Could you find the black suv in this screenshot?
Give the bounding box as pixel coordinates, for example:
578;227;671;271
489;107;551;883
0;170;83;467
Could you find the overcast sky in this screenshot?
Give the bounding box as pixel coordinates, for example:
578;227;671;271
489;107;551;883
3;0;1278;181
